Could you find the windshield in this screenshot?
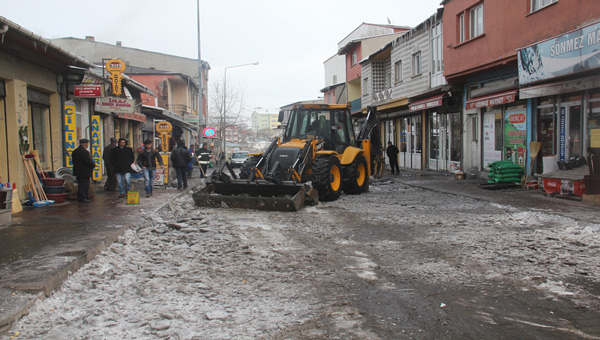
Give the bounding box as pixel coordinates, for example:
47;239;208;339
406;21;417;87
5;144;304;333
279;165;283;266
232;152;247;158
284;109;331;141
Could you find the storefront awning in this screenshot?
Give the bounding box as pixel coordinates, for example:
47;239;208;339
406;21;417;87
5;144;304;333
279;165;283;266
409;93;447;112
465;90;517;110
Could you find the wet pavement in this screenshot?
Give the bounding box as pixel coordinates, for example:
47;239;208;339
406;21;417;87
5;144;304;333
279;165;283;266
0;167;598;335
0;173;206;334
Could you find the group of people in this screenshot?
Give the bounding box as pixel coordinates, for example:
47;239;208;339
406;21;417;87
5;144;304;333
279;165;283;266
72;137;211;203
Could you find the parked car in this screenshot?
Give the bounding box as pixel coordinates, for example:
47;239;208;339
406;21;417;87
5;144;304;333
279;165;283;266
230;151;249;168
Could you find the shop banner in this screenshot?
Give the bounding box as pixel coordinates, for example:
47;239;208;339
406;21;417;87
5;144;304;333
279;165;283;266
518;20;600;85
91;115;102;181
504;111;527;167
63;103;77;170
559;107;566;161
95;97;135;114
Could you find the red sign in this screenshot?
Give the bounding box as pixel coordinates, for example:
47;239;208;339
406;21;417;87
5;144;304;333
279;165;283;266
466;90;517;110
203;127;216;138
409;94;446;112
74;84;103;97
116;112;146;122
509;114;526;124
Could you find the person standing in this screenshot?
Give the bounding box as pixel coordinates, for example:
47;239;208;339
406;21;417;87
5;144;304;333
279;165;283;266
137;140;164;197
196;143;211;178
171;140;192;190
187;144;196;178
110;138;135;198
386;141;400;174
102;137;118;191
72;138;96;203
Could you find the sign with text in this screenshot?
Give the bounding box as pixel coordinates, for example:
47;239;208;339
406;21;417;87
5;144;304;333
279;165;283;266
518;20;600;85
63;103;77;170
74;84;103;98
90;115;102;181
95;97;135;114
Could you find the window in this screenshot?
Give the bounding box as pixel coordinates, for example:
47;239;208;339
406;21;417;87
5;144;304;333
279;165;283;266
363;77;369;96
531;0;557;12
394;60;403;83
351;50;358;66
412;52;422;76
459;13;465;43
470;4;484;38
431;21;443;74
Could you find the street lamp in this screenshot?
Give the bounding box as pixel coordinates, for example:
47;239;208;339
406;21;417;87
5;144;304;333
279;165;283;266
221;62;258;161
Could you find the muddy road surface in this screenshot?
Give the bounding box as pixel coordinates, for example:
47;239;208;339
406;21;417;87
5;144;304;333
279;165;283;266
4;178;600;339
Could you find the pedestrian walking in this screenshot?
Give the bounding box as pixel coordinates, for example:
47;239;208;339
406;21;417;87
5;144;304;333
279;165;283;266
102;137;118;191
171;140;192;190
110;138;135;198
196;143;211;178
137;140;164;197
386;141;400;174
71;138;96;203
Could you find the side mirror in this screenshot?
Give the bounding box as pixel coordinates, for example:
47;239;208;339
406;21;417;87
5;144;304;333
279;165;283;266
278;111;284;122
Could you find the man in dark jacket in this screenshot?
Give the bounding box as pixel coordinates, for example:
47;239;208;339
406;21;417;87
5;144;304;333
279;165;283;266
171;140;191;190
137;140;164;197
110;138;135;198
72;138;96;203
103;137;118;191
386;141;400;174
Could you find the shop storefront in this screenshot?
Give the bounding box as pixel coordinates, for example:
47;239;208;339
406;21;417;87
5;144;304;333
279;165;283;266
409;93;460;172
465;89;526;170
380;108;423;171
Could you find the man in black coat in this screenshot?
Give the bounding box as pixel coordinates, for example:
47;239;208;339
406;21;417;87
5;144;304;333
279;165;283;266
103;137;118;191
110;138;135;198
170;140;191;190
386;141;400;174
72;138;96;203
196;143;211;178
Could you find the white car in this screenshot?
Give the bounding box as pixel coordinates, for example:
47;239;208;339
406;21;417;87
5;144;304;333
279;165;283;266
230;151;249;168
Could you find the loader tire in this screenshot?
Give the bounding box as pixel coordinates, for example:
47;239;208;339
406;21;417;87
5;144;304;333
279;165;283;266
342;154;368;194
239;155;261;179
312;155;342;201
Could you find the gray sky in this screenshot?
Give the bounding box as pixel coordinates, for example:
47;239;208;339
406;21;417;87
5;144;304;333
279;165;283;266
2;0;442;113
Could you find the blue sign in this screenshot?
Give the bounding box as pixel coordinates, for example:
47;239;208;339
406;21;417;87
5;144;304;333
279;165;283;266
559;107;566;162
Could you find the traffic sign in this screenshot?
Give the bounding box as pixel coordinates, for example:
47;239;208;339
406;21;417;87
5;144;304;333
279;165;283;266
203;127;216;138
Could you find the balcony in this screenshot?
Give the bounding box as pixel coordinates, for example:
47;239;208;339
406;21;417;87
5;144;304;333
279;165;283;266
167;104;191;117
350;98;361;114
372;88;392;103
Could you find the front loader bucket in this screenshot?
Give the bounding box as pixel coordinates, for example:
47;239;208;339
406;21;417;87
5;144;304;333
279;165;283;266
192;181;318;211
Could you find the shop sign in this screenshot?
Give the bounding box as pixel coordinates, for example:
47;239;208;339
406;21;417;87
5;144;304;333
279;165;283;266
409;94;445;112
116;112;146;122
63;103;77;170
95;97;135;114
90;115;102;181
559;107;566;161
74;84;103;97
466;91;517;110
518;20;600;85
504;110;527;167
105;58;126;96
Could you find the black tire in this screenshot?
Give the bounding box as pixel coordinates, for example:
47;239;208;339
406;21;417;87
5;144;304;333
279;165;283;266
239;155;261;179
342;154;368;194
312;155;342;201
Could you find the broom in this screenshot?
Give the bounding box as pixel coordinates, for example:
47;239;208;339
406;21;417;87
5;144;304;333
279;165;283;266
522;141;542;187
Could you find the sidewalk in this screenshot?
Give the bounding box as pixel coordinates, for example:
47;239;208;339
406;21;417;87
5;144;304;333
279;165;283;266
0;173;205;334
1;167;598;335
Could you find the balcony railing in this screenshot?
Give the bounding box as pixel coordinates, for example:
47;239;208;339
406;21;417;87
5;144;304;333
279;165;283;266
167;104;191;117
372;88;392;103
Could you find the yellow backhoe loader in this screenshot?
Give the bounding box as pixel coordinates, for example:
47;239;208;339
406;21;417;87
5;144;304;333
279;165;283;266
192;104;382;211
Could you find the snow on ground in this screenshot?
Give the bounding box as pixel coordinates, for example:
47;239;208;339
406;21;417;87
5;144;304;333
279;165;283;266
3;179;600;339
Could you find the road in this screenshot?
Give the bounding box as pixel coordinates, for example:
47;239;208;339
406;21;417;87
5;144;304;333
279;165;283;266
3;177;600;339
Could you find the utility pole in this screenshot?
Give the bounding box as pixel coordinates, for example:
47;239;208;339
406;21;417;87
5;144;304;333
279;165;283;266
197;0;204;146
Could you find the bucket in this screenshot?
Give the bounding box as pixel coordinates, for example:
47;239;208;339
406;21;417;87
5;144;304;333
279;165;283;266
43;186;66;194
127;185;139;205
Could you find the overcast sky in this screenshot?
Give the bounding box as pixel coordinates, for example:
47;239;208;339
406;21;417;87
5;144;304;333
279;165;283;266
2;0;442;114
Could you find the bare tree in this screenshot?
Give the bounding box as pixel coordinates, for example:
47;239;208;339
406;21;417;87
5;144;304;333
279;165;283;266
208;78;247;154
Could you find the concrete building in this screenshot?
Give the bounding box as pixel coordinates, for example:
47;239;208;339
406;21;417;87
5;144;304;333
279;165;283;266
250;107;280;138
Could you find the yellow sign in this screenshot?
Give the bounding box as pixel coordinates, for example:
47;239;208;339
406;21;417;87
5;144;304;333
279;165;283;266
156;121;173;133
63;103;77;170
90;115;102;181
591;129;600;148
105;58;126;96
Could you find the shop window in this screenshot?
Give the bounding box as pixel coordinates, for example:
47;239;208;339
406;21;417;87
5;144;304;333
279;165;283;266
589;93;600;130
30;103;50;168
538;103;556;157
